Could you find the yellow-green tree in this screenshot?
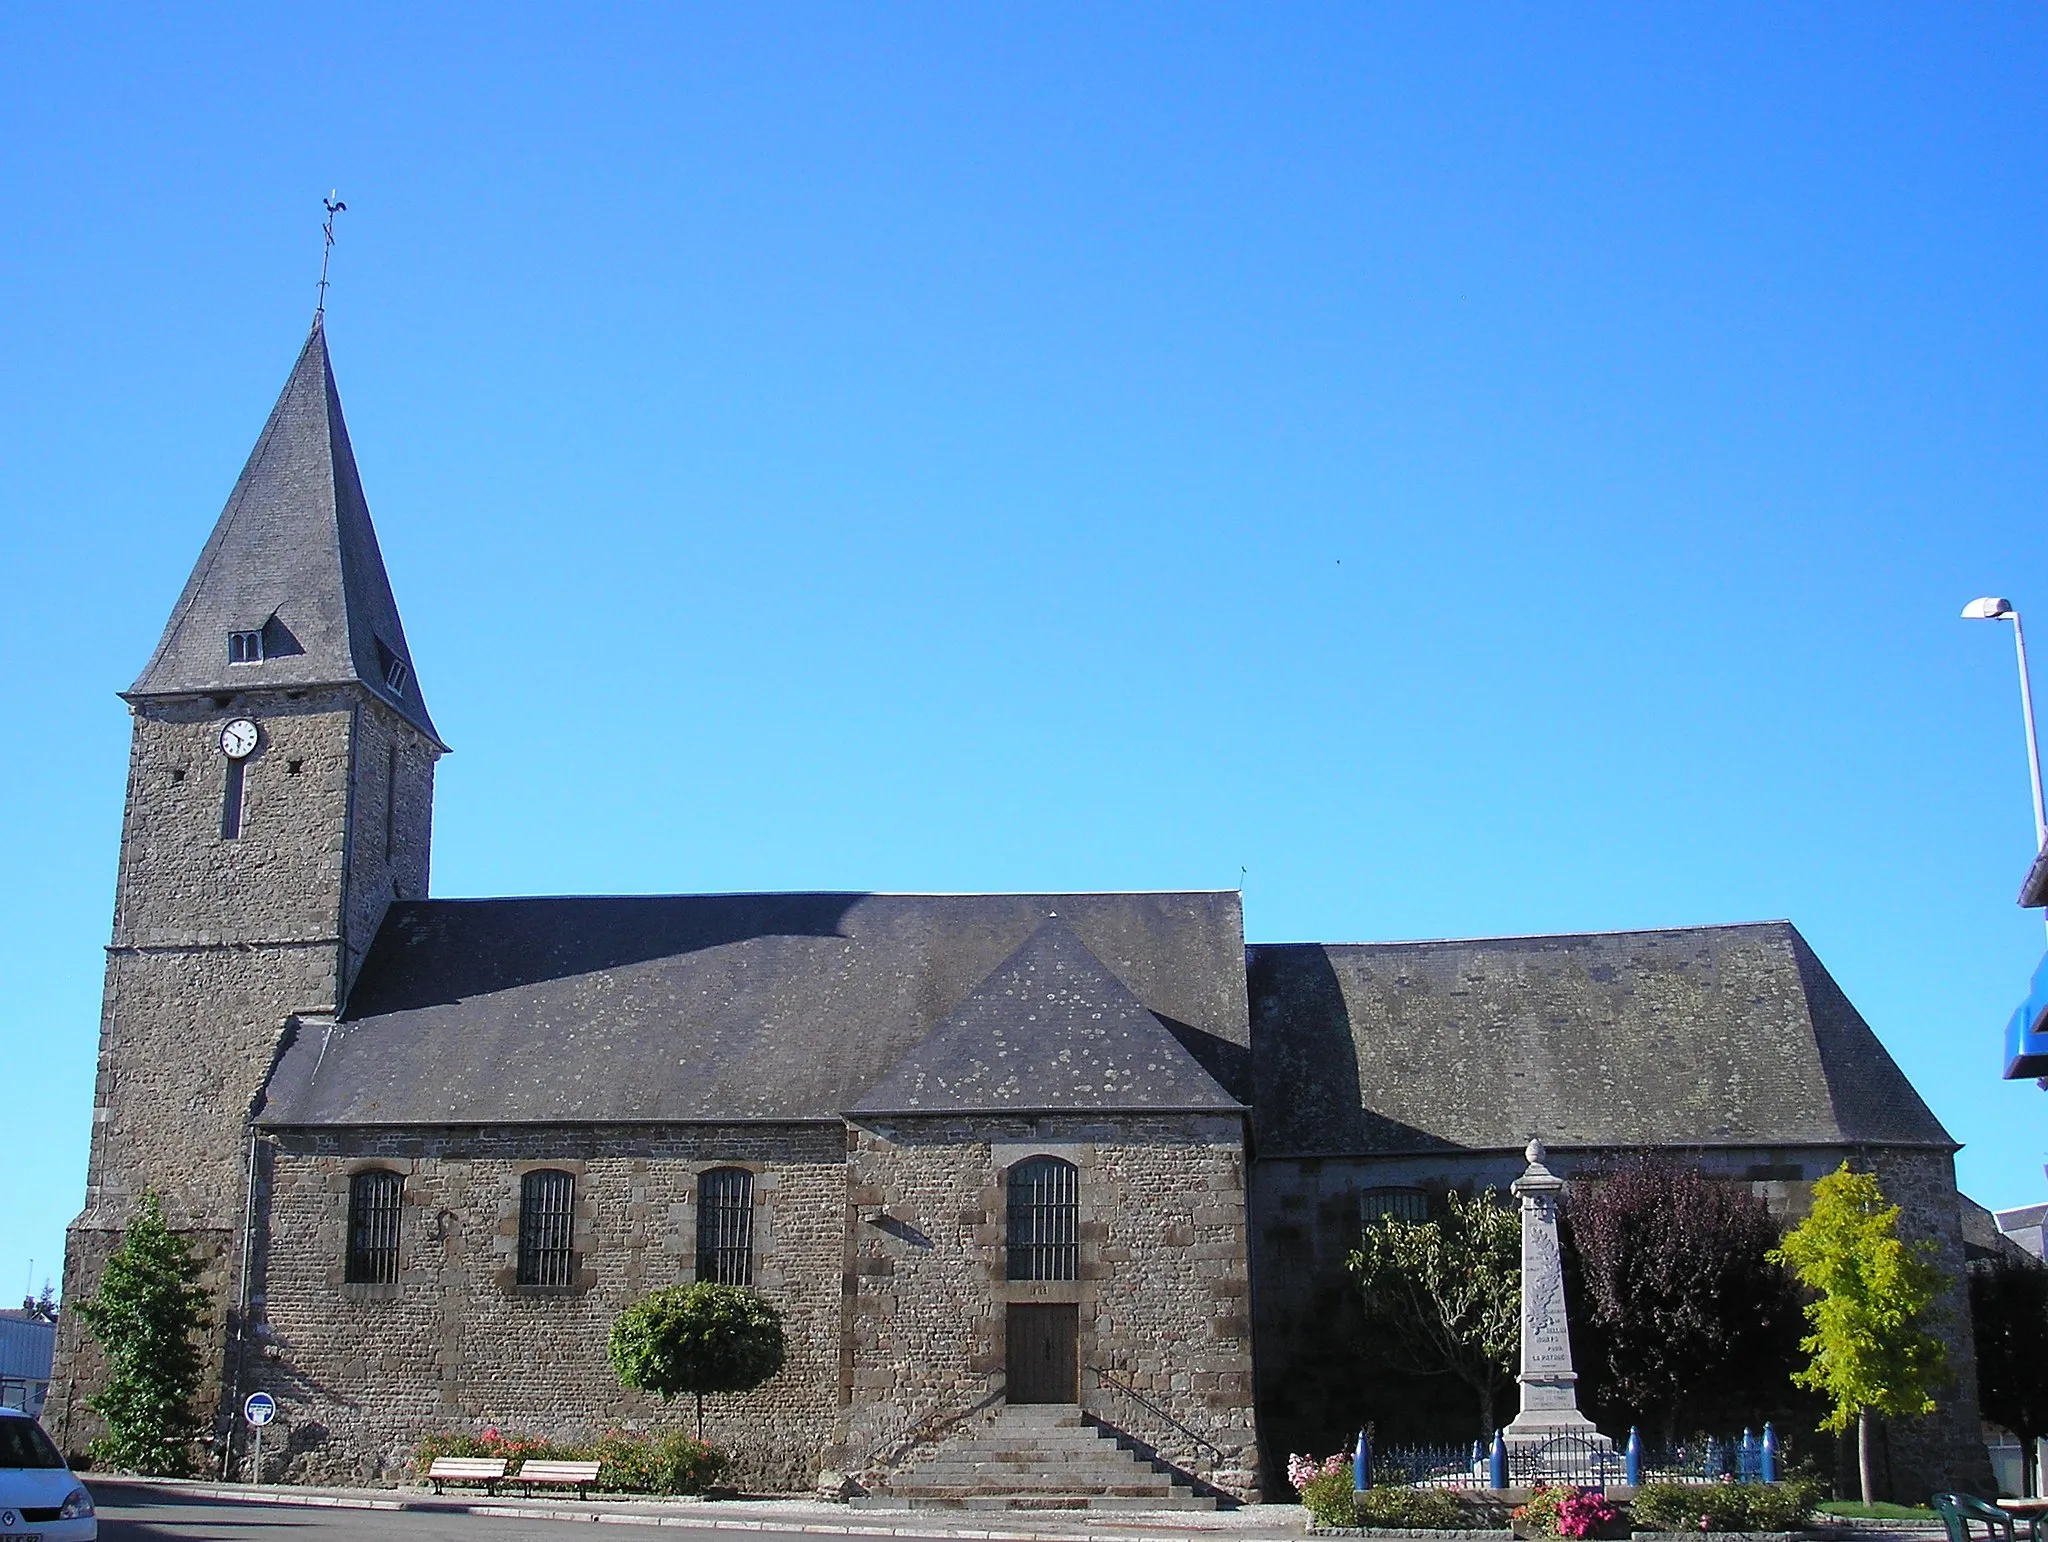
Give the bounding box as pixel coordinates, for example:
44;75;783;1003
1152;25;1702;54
1769;1164;1947;1504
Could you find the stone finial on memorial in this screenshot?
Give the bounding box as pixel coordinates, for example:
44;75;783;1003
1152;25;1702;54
1500;1137;1613;1473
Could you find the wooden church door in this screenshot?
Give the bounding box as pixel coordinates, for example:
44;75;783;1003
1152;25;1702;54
1006;1303;1078;1403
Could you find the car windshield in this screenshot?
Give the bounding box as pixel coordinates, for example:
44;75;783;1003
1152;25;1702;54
0;1418;66;1469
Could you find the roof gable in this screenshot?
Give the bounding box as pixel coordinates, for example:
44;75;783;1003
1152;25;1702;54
849;919;1242;1115
129;320;440;742
1246;921;1952;1157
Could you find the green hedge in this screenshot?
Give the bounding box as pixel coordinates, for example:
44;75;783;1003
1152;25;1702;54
1356;1484;1489;1528
1630;1479;1818;1532
1297;1472;1493;1531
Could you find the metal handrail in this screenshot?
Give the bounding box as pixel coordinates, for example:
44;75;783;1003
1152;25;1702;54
1084;1364;1225;1464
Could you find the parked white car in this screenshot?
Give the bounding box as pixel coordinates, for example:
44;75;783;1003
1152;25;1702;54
0;1408;94;1540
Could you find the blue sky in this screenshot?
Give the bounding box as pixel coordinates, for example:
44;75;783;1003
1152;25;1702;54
4;5;2046;1298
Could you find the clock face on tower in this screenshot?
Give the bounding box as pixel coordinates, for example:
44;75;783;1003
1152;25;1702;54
219;719;260;760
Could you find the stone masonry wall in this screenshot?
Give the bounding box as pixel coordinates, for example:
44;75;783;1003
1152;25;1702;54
1861;1146;1995;1505
337;700;436;1001
254;1125;846;1491
845;1114;1259;1500
54;687;437;1460
1250;1143;1989;1501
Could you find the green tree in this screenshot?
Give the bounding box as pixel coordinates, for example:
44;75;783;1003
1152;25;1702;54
1348;1190;1521;1432
1768;1163;1948;1505
1971;1255;2048;1496
608;1283;785;1440
74;1193;211;1475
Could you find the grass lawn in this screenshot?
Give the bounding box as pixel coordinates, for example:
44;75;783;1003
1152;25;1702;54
1816;1501;1940;1520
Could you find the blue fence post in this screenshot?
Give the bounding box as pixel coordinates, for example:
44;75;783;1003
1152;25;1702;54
1472;1438;1484;1473
1705;1436;1720;1478
1741;1429;1759;1483
1490;1431;1507;1489
1626;1427;1642;1487
1356;1429;1371;1491
1761;1424;1778;1484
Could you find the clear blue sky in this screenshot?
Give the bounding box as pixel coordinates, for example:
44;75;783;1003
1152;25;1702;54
5;5;2046;1300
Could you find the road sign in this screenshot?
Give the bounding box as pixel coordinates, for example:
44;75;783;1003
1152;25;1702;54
243;1392;276;1428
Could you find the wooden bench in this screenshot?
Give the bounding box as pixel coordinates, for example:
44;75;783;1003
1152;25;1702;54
506;1459;603;1498
426;1456;507;1494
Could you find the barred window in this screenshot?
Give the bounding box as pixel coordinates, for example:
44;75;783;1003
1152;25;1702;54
345;1170;403;1285
1360;1187;1432;1226
1006;1157;1078;1282
696;1168;754;1286
518;1169;576;1287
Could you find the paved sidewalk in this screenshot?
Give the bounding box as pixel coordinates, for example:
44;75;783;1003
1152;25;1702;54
104;1476;1311;1541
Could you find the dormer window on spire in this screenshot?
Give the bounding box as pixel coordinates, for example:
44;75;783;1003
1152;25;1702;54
374;638;409;695
227;630;264;664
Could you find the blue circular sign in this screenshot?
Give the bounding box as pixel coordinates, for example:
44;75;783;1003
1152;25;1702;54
243;1392;276;1428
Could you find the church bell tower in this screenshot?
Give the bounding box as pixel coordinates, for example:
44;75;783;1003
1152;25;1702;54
52;318;446;1453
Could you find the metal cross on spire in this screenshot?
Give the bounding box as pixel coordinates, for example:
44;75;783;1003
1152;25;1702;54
316;192;347;319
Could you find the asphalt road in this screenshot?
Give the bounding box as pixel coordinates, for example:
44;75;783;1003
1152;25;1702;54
89;1483;966;1542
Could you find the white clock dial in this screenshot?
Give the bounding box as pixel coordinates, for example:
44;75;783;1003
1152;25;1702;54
220;719;260;760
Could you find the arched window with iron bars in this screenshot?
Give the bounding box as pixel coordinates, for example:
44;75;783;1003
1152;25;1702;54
345;1169;403;1285
696;1167;754;1286
1006;1156;1078;1282
518;1169;576;1287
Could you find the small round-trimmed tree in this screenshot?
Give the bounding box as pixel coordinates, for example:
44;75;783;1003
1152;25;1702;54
74;1192;212;1475
609;1283;785;1440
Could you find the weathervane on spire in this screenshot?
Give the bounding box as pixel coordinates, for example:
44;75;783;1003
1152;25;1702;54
315;192;347;319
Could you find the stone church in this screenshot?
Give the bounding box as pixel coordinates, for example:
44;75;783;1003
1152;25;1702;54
53;319;1989;1503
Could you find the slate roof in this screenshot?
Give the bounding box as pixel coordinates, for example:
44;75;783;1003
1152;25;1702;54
848;920;1241;1115
1246;921;1954;1157
128;319;441;744
257;891;1250;1127
1961;1196;2040;1268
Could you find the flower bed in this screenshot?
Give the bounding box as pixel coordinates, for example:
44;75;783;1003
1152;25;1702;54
1514;1484;1623;1539
412;1426;726;1495
1291;1451;1501;1531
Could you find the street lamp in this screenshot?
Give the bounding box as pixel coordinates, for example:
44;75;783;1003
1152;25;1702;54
1963;595;2048;862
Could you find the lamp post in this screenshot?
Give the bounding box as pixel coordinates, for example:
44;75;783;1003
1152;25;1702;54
1963;598;2048;938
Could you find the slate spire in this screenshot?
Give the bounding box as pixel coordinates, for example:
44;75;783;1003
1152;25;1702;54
129;317;442;744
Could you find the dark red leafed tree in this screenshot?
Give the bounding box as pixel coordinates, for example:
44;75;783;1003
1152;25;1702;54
1562;1154;1803;1444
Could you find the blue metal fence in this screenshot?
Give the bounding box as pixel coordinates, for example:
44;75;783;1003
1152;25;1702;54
1361;1423;1782;1492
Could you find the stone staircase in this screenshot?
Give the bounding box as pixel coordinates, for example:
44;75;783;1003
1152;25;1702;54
854;1404;1218;1511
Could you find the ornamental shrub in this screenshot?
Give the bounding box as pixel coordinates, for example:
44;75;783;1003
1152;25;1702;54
1288;1451;1355;1528
589;1429;726;1495
410;1426;726;1495
74;1193;211;1475
412;1426;580;1472
1515;1484;1567;1536
1554;1488;1622;1538
1355;1484;1480;1528
1630;1479;1817;1532
1516;1484;1624;1538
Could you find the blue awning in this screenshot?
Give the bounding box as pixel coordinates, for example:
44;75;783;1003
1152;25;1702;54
2004;950;2048;1079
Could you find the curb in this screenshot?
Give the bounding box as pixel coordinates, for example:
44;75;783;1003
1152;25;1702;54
97;1478;1307;1541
